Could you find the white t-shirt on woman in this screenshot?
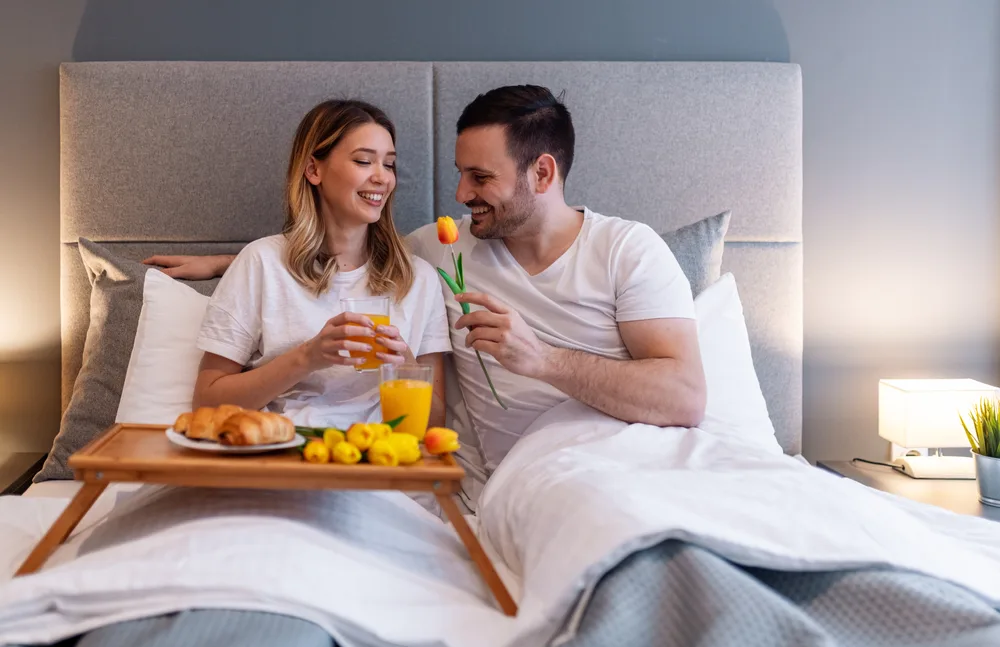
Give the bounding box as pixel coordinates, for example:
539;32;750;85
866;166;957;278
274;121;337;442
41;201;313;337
196;234;452;429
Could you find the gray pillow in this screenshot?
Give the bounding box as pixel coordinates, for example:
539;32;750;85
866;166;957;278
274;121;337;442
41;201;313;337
660;210;731;297
34;239;221;482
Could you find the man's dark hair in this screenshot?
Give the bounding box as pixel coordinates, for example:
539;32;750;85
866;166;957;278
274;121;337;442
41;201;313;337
457;85;575;183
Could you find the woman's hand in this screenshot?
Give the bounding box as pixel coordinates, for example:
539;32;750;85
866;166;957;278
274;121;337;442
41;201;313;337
299;313;411;371
373;323;412;365
300;312;380;371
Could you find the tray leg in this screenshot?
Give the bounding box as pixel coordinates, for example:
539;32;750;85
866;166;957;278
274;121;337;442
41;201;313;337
15;482;108;576
436;494;518;616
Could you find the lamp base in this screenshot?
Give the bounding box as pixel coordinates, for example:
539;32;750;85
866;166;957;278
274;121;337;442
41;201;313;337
893;455;976;479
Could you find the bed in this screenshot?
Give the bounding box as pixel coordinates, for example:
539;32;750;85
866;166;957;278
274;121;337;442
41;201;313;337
1;62;998;647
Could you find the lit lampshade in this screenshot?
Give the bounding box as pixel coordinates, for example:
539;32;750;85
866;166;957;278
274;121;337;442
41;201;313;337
878;379;999;479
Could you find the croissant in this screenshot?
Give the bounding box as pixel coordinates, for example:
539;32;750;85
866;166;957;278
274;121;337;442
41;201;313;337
173;411;192;435
218;411;295;446
182;404;244;441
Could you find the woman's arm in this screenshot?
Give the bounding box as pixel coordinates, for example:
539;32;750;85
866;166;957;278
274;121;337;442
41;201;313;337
194;348;314;410
416;352;447;428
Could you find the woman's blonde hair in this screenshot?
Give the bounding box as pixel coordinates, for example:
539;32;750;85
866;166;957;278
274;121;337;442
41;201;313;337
283;99;414;300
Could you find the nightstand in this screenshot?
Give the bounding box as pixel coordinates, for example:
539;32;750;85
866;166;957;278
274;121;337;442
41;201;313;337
818;460;1000;522
0;452;46;496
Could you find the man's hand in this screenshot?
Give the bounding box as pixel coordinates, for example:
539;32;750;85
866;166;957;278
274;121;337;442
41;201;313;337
142;254;234;280
456;292;706;429
454;292;552;378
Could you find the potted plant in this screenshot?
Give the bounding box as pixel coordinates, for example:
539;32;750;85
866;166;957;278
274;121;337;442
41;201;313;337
960;397;1000;507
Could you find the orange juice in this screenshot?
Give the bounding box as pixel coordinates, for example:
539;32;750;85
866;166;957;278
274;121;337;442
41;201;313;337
347;313;390;371
380;378;433;440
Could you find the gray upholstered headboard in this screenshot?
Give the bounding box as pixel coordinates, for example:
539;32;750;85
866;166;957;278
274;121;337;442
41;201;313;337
60;61;802;453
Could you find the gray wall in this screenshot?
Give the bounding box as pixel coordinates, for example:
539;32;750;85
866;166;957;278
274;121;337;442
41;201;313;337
2;0;997;463
0;1;88;454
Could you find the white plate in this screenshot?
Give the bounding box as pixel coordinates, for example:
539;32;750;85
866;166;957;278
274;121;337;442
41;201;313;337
165;428;306;454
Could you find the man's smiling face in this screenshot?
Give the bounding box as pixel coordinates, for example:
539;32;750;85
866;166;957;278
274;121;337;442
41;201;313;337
454;125;536;240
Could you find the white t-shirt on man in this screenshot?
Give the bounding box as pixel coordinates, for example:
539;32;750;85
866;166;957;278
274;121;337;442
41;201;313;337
197;234;452;429
407;207;696;473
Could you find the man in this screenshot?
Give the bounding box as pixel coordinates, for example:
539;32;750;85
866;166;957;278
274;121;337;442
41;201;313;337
146;85;706;495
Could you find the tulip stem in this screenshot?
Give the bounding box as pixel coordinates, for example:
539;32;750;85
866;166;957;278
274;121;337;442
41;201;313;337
449;246;463;290
436;233;505;409
475;349;507;410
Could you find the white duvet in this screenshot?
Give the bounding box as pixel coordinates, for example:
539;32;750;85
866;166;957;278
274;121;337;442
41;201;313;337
2;402;1000;647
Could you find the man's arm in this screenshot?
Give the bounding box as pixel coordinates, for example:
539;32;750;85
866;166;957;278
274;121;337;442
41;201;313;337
143;254;236;280
536;318;705;427
455;293;706;428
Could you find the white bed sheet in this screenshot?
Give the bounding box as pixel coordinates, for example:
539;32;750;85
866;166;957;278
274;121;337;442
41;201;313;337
22;481;82;498
23;481;144;499
2;406;1000;647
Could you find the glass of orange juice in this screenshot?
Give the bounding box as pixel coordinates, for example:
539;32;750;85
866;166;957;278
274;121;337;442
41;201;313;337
379;364;434;440
340;296;390;372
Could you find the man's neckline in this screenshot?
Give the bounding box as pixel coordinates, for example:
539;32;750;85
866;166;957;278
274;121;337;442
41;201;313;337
498;207;589;279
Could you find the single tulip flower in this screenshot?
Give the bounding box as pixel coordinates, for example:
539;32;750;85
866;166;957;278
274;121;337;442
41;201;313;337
368;438;399;466
437;215;460;245
346;422;377;451
434;216;507;410
323;428;345;451
303;439;331;464
370;423;393;441
386;432;422;465
331;441;362;465
424;427;461;455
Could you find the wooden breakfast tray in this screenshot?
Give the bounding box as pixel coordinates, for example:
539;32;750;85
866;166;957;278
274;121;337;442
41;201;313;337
15;423;517;616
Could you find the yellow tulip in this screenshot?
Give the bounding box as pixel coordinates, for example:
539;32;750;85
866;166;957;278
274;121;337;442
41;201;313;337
303;439;330;464
368;439;399;466
331;441;362;465
370;423;393;440
386;432;422;465
424;427;461;455
323;428;345;450
346;422;377;451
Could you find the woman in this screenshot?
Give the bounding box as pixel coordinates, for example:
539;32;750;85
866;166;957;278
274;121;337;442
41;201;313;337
191;99;450;429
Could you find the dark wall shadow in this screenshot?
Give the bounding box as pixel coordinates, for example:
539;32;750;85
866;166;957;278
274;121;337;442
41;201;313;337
73;0;788;63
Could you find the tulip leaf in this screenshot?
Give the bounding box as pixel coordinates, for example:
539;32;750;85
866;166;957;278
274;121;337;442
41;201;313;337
436;267;462;295
384;414;407;429
295;426;327;437
457;253;465;290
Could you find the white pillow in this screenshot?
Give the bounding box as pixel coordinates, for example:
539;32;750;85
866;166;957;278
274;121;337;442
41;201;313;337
115;270;210;424
695;273;782;454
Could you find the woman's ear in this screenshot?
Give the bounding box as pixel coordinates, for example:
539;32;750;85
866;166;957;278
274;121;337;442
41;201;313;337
304;156;322;186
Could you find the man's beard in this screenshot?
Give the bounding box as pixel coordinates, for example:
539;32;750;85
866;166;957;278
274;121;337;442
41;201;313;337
469;175;535;240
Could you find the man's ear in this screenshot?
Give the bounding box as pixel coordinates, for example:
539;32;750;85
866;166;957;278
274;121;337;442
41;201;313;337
532;154;559;193
304;156;322;186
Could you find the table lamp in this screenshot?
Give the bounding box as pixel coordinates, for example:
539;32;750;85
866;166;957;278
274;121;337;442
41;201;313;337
878;379;998;479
